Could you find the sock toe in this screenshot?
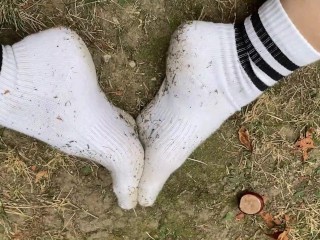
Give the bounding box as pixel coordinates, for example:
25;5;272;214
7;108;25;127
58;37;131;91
138;186;159;207
138;176;166;207
114;185;138;209
112;168;141;209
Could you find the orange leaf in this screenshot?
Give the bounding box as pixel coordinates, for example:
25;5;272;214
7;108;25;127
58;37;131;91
277;229;289;240
35;170;48;183
259;211;275;228
295;128;316;161
266;230;289;240
273;217;283;226
238;126;253;151
235;212;245;221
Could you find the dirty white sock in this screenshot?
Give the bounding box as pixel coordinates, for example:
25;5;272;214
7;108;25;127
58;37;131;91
0;27;144;209
137;0;320;206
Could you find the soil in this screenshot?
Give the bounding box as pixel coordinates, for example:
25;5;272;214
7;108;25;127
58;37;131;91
0;0;320;239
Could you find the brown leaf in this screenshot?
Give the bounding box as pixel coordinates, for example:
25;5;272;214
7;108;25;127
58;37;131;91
273;217;283;226
259;211;275;228
266;232;281;239
266;228;290;240
3;90;10;95
235;212;245;221
306;128;314;138
238;126;253;151
277;229;289;240
295;128;316;161
35;170;48;183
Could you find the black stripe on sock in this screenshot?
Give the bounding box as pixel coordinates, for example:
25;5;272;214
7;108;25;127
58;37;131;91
241;24;284;81
0;46;2;73
251;13;299;71
235;23;268;91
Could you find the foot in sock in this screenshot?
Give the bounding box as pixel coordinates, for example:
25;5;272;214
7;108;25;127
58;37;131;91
137;0;320;206
0;27;144;209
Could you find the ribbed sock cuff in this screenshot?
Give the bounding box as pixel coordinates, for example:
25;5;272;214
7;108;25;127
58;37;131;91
0;46;3;73
235;0;320;94
257;0;320;67
0;45;17;91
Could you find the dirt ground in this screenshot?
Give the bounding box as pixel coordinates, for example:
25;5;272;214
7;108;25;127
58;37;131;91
0;0;320;239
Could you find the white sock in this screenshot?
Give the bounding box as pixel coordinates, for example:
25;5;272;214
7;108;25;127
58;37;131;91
137;0;320;206
0;27;144;209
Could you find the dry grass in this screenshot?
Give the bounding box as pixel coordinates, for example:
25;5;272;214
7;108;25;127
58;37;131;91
0;0;47;33
0;0;320;239
233;65;320;239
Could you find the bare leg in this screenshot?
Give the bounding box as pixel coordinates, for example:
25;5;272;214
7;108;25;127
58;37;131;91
281;0;320;51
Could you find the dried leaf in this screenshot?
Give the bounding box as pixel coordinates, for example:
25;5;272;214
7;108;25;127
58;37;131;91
266;231;285;240
35;170;48;183
295;128;316;161
277;229;289;240
3;90;10;95
266;228;290;240
235;212;245;221
259;211;275;228
266;232;281;239
238;126;253;151
306;128;314;138
273;217;283;226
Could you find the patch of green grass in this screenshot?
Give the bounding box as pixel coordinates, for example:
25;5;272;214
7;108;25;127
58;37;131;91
223;212;235;221
118;0;134;6
80;165;93;176
136;35;170;66
157;226;180;240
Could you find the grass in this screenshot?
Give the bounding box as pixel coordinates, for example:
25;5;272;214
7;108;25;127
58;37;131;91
0;0;47;33
0;0;320;239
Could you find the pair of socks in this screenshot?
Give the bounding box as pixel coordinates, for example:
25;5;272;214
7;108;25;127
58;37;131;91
0;0;319;209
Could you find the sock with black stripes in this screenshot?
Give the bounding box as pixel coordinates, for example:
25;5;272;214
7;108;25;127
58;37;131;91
137;0;320;206
0;27;144;209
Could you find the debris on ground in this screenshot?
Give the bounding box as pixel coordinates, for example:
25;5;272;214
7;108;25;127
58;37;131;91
295;128;316;161
238;126;253;151
235;190;291;239
35;170;48;183
266;228;290;240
